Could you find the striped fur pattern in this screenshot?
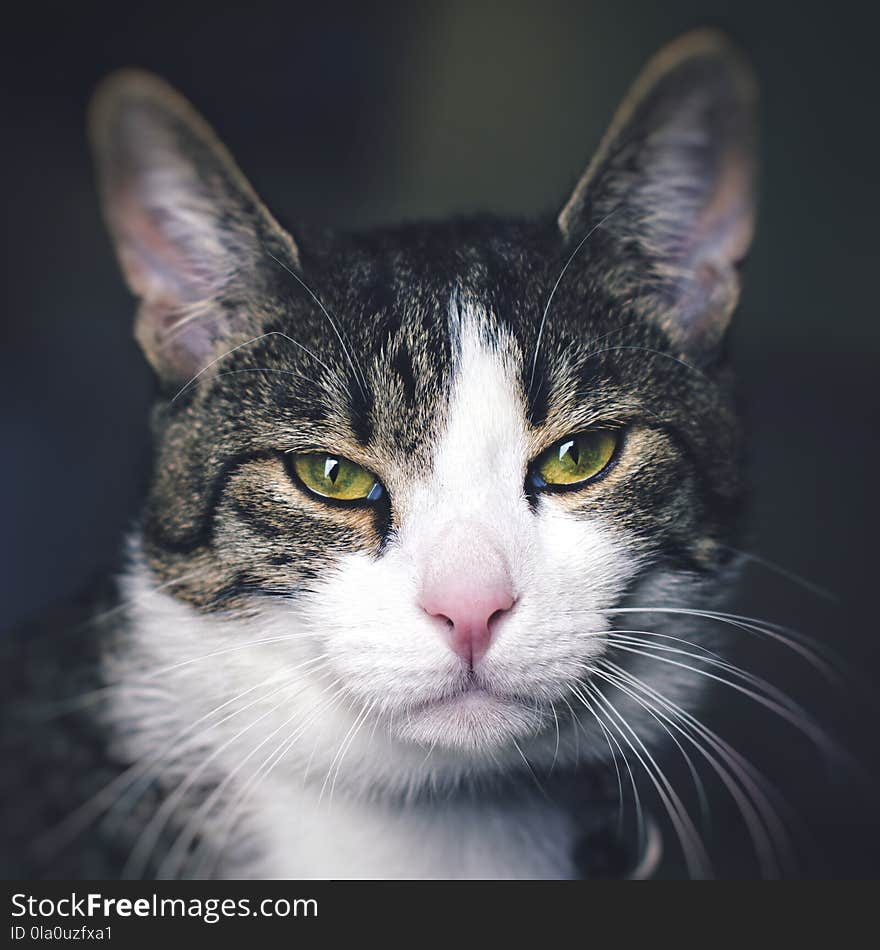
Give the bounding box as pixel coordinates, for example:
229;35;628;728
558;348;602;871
25;30;757;878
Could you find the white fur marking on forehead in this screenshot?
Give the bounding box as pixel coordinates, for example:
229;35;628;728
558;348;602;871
425;293;529;521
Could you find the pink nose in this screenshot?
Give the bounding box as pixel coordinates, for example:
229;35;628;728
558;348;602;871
419;542;515;666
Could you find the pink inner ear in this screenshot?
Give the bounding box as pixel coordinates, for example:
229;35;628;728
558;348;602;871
693;150;755;267
131;290;220;385
111;181;232;382
112;184;215;310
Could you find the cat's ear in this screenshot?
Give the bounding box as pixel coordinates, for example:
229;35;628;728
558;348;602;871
559;30;757;357
89;70;300;386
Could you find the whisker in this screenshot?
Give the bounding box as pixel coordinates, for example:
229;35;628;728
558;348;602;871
604;641;837;759
528;207;619;399
100;676;300;843
580;345;705;379
31;662;315;862
122;634;323;682
599;633;821;727
36;632;324;718
511;737;550;801
327;698;377;804
566;689;635;841
590;662;712;832
171;330;339;403
179;365;319;396
603;606;842;683
100;655;332;838
157;671;342;879
318;690;376;804
576;679;712;878
580;627;728;661
121;664;330;879
718;544;838;602
186;683;349;878
266;251;369;399
593;663;781;877
603;659;796;821
599;659;797;876
68;568;210;637
548;699;561;774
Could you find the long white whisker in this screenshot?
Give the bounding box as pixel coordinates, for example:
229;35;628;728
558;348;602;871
42;633;327;719
719;544;837;602
580;345;705;379
121;663;329;879
327;698;377;804
589;663;712;832
266;251;368;398
604;641;835;756
171;330;338;403
528;207;619;398
100;677;306;845
593;663;779;876
157;671;341;878
566;688;636;843
602;659;795;820
549;699;561;774
600;659;796;876
511;737;550;800
32;661;319;860
599;633;820;725
579;627;728;659
184;365;318;394
124;634;321;682
577;679;712;878
188;683;349;878
319;694;374;803
67;569;208;638
604;606;841;682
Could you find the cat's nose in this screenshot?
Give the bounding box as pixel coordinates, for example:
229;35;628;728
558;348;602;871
418;526;515;666
421;581;515;666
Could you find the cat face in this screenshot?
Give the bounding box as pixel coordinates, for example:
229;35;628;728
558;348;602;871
93;30;756;791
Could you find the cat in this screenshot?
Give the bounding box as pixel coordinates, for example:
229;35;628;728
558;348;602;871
1;28;759;879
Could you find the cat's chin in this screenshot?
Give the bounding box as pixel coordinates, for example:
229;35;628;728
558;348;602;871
392;688;543;753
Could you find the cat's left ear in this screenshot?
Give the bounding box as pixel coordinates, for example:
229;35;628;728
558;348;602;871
559;30;757;357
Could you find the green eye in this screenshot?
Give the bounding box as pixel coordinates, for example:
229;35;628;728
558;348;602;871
531;430;618;489
290;453;384;503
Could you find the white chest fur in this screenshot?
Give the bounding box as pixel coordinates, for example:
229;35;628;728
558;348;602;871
107;556;580;880
237;780;577;880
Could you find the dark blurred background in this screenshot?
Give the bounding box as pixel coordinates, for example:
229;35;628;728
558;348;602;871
2;2;878;878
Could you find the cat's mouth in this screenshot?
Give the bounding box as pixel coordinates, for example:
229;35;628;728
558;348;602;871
394;681;544;751
416;683;497;711
409;673;520;711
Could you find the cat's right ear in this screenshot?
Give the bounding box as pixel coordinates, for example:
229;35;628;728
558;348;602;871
558;30;757;359
89;70;300;386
